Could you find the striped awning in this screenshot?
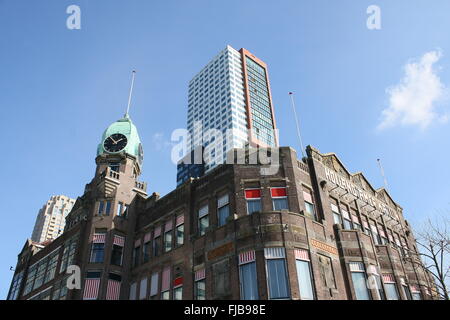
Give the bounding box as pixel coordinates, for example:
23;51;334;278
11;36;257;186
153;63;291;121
238;250;256;265
106;280;121;300
93;233;106;243
294;248;310;261
113;235;125;247
349;262;364;272
382;274;396;283
144;232;151;243
264;247;285;259
195;269;205;281
83;279;100;300
176;215;184;226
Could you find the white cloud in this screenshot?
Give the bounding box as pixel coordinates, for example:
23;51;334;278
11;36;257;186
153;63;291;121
378;50;448;130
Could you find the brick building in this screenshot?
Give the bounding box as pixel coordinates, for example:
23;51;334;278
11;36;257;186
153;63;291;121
7;116;437;299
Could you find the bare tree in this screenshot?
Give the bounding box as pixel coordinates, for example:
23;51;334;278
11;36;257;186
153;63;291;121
413;216;450;300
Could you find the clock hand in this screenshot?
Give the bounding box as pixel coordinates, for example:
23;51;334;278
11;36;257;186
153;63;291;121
110;137;117;144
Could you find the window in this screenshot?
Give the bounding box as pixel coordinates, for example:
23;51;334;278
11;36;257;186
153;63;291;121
303;188;317;220
129;282;137;300
105;201;111;216
139;278;147;300
117;202;123;216
245;189;261;214
44;250;58;283
109;162;120;172
161;267;171;300
143;234;151;263
111;245;123;266
133;245;140;267
98;201;104;215
349;262;371;300
173;286;183;300
217;194;230;227
238;251;259;300
400;279;413;300
194;269;206;300
176;215;184;246
153;228;161;257
52;276;69;300
90;243;105;263
60;235;78;273
411;285;422;300
341;204;352;230
370;221;381;245
265;248;290;300
164;221;173;252
295;249;315;300
383;274;399;300
8;271;24;300
150;273;159;298
368;266;385;300
362;216;371;236
271;188;288;211
198;205;209;236
351;209;361;230
330;198;342;225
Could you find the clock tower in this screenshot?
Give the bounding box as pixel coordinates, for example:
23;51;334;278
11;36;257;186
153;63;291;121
64;71;148;300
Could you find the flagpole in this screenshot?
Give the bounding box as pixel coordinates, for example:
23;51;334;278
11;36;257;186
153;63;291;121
289;92;306;158
125;70;136;117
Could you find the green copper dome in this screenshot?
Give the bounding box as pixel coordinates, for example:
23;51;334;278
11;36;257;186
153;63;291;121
97;115;143;164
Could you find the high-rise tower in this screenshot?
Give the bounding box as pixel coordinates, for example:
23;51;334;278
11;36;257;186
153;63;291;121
186;45;278;175
31;195;76;243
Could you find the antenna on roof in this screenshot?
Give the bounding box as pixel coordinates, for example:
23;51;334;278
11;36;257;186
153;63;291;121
288;92;306;158
377;158;388;190
125;70;136;118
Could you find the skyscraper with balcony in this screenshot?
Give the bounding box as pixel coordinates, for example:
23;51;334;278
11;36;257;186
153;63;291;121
31;195;76;243
186;45;278;174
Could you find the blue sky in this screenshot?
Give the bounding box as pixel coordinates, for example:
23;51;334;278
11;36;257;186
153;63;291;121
1;0;449;297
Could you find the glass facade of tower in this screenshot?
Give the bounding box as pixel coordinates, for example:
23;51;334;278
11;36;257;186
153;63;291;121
186;46;277;176
245;57;275;147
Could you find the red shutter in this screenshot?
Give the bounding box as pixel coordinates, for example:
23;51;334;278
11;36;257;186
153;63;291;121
245;189;261;199
271;188;286;198
173;277;183;288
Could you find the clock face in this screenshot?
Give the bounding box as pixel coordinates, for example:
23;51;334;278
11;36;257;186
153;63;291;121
103;133;128;153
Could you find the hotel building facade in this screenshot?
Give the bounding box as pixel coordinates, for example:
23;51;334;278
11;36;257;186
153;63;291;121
7;47;438;301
